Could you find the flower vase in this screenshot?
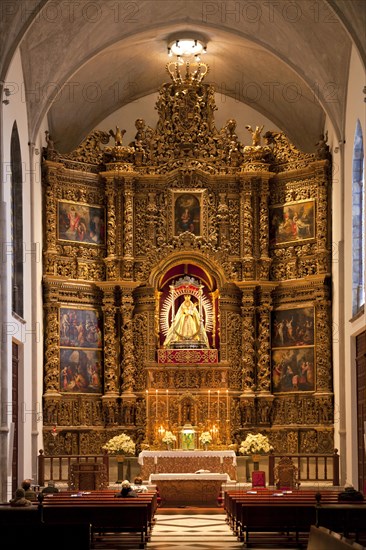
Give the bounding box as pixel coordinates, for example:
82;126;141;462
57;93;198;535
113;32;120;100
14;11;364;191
252;454;261;471
166;443;172;451
204;444;209;451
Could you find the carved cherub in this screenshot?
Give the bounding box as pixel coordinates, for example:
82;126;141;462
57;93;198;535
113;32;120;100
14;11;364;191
245;124;264;146
109;126;126;146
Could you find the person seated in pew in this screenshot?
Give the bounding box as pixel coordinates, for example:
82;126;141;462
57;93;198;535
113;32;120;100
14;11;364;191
41;480;59;494
10;487;33;507
338;483;364;501
21;479;37;501
131;476;148;493
115;479;138;498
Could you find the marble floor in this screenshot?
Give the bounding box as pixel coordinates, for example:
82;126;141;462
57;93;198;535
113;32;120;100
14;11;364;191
147;511;242;550
91;508;308;549
146;509;308;550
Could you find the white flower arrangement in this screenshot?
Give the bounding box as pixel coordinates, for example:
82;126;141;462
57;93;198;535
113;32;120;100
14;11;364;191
102;433;135;456
199;431;213;445
239;433;273;455
162;430;177;445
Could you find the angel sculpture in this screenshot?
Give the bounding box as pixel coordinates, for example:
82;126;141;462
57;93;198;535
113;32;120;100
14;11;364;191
109;126;126;146
245;124;264;146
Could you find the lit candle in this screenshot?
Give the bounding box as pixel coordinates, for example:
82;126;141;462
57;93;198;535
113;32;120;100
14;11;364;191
166;389;169;418
226;389;229;420
208;390;210;421
146;390;149;421
217;390;220;421
156;389;158;420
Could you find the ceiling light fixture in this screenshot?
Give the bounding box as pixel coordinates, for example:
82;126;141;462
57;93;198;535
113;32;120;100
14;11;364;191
167;37;207;62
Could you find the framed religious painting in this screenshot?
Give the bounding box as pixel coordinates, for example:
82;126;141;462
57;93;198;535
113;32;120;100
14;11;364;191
169;189;208;240
271;306;314;348
60;348;103;393
272;347;315;393
59;307;102;349
269;199;315;247
57;200;106;245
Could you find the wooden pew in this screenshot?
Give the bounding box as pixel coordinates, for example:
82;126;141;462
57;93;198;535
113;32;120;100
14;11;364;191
0;505;91;550
224;490;366;546
307;525;366;550
41;491;157;548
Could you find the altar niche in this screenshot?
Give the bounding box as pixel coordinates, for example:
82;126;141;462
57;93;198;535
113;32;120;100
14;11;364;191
158;274;218;364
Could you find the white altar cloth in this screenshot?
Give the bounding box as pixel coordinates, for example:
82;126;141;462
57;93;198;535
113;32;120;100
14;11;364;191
148;473;230;482
138;450;237;465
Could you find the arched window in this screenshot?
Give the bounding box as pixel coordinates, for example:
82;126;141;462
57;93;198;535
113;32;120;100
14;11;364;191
352;119;365;314
11;121;23;317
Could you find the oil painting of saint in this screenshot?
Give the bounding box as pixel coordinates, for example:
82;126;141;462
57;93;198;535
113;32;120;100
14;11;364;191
270;200;315;246
58;201;105;245
271;307;314;348
60;308;102;349
272;347;315;393
174;193;201;236
60;349;102;393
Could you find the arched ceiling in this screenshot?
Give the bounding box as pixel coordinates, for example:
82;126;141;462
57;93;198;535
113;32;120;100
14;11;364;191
1;0;365;153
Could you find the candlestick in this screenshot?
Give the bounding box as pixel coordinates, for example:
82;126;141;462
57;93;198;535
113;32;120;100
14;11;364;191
156;389;158;420
166;389;169;418
226;389;229;420
146;390;149;421
217;390;220;421
208;390;210;422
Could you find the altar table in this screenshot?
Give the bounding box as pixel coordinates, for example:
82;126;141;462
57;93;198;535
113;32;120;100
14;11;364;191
149;473;232;506
138;450;237;481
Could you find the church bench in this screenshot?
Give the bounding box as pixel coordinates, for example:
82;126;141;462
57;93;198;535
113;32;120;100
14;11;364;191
307;525;366;550
0;506;91;549
224;490;335;534
41;498;155;547
42;491;158;530
316;503;366;543
223;490;343;542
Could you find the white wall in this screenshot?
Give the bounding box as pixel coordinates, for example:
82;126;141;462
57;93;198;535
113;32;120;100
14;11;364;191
1;49;43;499
342;44;366;487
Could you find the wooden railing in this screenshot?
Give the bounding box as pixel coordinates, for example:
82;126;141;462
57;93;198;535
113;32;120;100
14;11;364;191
37;449;109;486
37;448;340;487
268;449;340;486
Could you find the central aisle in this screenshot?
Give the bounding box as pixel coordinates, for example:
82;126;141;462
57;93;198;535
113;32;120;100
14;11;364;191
146;510;243;550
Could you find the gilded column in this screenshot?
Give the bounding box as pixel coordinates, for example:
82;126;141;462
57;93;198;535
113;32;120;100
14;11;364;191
240;177;255;279
43;163;62;276
146;192;158;246
121;290;136;396
43;293;62;427
315;161;331;274
240;287;256;394
104;175;118;280
101;286;119;425
122;178;135;280
258;176;272;279
314;285;332;393
256;286;273;393
239;286;256;425
217;193;230;249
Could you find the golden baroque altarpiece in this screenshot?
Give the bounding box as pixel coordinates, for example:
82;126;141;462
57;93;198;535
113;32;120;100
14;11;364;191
42;62;333;457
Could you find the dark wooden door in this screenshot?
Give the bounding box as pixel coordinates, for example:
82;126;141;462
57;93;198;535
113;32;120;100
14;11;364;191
11;341;19;495
356;330;366;492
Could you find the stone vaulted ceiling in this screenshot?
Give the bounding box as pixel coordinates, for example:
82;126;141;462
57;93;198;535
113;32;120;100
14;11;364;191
1;0;365;153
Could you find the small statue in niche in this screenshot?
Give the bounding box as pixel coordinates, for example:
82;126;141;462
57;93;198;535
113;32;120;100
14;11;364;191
43;130;57;160
315;131;331;160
